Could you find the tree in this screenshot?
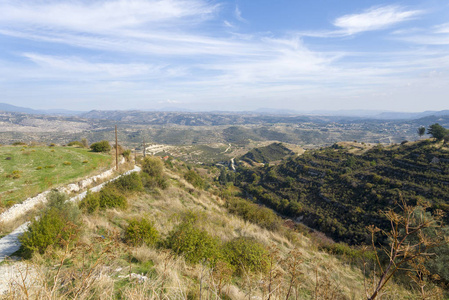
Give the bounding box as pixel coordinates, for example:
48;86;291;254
427;123;447;141
365;197;446;300
90;140;111;152
417;126;426;138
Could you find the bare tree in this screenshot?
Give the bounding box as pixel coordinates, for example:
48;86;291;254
366;196;446;300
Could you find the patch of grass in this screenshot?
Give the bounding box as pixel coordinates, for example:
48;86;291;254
0;146;111;206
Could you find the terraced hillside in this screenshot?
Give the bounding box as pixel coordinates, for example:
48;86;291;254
236;140;449;245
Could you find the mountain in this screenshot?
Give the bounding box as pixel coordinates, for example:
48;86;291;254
0;102;84;115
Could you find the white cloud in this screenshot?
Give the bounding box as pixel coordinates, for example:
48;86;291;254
334;5;422;35
234;6;247;23
0;0;217;32
434;23;449;34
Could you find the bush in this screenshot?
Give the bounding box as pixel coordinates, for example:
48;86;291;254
67;141;84;148
141;171;169;190
226;198;281;231
12;142;26;146
142;156;163;177
124;218;159;246
122;149;132;161
79;187;127;213
109;172;143;193
165;220;221;264
20;192;80;258
63;161;72;166
90;140;111;152
223;237;269;274
184;170;205;189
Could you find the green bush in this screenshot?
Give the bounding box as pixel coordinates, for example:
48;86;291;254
67;141;84;148
109;172;143;193
141;171;169;190
226;198;281;231
12;142;26;146
79;187;127;213
90;140;111;152
184;170;205;189
124;218;159;246
20;192;80;258
223;237;269;274
63;161;72;166
165;220;221;264
122;149;132;161
142;156;164;177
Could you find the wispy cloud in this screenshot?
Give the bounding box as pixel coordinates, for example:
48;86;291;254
234;6;247;23
301;5;423;38
334;5;422;35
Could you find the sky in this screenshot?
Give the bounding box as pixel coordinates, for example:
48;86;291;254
0;0;448;112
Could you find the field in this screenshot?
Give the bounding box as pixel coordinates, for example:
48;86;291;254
0;145;112;208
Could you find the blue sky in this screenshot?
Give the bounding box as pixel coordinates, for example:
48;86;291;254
0;0;448;112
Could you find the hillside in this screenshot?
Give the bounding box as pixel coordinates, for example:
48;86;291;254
235;140;449;243
0;156;420;299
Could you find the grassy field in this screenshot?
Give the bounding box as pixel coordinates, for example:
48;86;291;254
0;145;112;208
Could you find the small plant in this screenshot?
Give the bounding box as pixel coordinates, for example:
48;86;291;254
6;170;21;179
12;141;27;146
223;237;269;274
79;187;127;213
165;219;221;264
109;172;143;193
82;160;88;163
49;143;56;147
122;149;132;161
124;218;159;246
36;166;42;170
63;161;72;166
67;141;84;147
50;149;55;152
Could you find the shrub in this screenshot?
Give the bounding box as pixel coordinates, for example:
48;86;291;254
12;142;26;146
90;140;111;152
79;187;127;213
223;237;269;274
109;172;143;193
124;218;159;246
140;157;169;190
142;156;163;177
122;149;132;161
67;141;84;148
184;170;205;189
82;160;88;164
48;143;56;147
20;192;80;258
63;161;72;166
36;166;42;170
226;198;281;231
141;171;169;190
165;220;221;264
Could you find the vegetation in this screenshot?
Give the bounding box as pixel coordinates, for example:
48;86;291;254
124;218;159;247
184;169;205;189
240;142;293;164
19;191;81;258
90;140;111;152
79;187;128;213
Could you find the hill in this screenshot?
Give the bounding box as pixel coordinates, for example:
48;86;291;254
1;156;421;299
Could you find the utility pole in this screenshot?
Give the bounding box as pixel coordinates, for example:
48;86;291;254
115;124;118;171
142;133;146;158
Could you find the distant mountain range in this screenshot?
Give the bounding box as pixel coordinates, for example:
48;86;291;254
0;103;85;115
1;102;448;120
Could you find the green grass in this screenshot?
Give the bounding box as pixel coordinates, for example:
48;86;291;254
0;146;112;207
